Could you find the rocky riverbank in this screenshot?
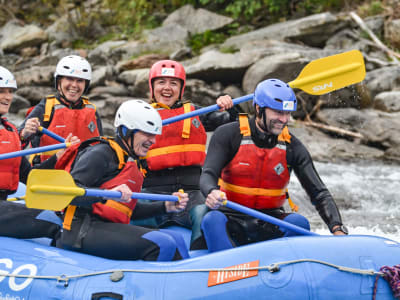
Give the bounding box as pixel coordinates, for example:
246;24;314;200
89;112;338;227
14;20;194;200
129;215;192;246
1;4;399;163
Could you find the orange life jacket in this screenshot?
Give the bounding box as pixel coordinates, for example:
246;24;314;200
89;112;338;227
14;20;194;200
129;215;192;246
39;95;100;161
0;118;21;191
219;115;291;209
56;137;143;226
145;102;207;171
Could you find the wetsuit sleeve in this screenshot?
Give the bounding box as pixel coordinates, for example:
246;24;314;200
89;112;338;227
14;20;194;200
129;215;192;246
288;135;343;231
70;144;119;206
95;111;103;135
18;99;46;148
200;122;242;197
131;201;166;220
197;104;238;132
19;157;31;184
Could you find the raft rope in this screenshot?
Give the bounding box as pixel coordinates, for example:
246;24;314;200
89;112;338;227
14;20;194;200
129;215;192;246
0;258;387;287
373;264;400;300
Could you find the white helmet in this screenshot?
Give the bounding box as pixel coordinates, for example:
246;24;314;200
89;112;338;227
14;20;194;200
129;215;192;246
0;66;17;89
114;99;162;136
54;55;92;92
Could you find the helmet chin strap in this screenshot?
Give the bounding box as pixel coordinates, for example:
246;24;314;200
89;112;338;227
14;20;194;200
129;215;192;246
117;127;137;158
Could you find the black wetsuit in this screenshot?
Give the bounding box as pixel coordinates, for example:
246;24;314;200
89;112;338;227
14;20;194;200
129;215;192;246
58;136;183;261
0;117;61;240
199;117;343;245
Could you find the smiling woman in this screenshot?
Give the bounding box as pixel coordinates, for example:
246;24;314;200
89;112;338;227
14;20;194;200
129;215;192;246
18;55;103;165
0;65;62;241
0;66;16;115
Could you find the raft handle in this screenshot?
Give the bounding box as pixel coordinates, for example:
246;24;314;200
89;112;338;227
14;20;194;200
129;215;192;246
91;292;123;300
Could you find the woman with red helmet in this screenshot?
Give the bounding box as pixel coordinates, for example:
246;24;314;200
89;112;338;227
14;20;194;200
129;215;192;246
134;59;238;250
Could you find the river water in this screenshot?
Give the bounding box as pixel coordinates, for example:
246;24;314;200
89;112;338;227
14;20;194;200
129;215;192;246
286;161;400;242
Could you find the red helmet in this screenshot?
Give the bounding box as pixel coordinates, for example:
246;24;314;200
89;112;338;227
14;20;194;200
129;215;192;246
149;60;186;100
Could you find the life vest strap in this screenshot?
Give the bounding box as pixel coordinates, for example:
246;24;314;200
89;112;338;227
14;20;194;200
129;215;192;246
146;144;206;158
182;102;192;139
219;179;286;197
239;114;251;136
102;200;133;218
63;205;76;231
44;96;58;122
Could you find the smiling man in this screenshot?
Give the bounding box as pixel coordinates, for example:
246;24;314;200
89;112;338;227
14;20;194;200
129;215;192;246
19;55;103;164
199;79;348;253
55;99;189;261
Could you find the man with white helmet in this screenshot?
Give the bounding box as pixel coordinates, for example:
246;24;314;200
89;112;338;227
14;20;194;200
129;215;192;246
0;66;75;240
19;55;102;164
55;99;189;261
199;79;347;252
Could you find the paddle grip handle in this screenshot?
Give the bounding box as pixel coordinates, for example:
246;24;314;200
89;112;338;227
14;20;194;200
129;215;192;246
0;143;69;160
39;127;66;143
224;200;318;236
162;94;254;126
85;189;179;202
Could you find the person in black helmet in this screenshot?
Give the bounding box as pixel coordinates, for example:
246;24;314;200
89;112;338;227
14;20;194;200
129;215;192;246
199;79;348;252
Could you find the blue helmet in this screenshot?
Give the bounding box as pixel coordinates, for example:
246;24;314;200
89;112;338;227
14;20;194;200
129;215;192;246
253;79;297;111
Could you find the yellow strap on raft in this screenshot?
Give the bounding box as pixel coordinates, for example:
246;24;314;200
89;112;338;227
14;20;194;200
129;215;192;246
286;189;299;212
63;205;76;231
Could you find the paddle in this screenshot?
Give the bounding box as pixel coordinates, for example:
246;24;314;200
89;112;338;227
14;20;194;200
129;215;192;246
0;127;66;161
0;142;71;161
23;169;179;211
222;199;319;236
162;49;365;125
39;126;65;143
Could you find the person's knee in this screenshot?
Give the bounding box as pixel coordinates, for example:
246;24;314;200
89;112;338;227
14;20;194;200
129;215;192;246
160;229;189;259
142;231;179;261
201;210;227;232
201;211;232;252
281;213;310;236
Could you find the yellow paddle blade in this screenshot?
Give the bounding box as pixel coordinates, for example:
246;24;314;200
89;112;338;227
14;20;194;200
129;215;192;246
289;50;366;95
25;169;85;211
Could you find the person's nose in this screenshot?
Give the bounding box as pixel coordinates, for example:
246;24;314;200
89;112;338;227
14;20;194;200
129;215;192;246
281;112;292;123
148;135;157;144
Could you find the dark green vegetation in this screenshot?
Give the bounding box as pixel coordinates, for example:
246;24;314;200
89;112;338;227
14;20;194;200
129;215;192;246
0;0;390;51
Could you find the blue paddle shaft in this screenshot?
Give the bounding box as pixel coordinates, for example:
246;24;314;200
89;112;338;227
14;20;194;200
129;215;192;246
85;189;179;202
0;143;68;160
225;200;318;236
40;127;65;143
162;94;254;126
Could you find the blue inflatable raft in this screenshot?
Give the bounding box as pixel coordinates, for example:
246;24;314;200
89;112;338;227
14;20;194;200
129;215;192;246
0;231;399;299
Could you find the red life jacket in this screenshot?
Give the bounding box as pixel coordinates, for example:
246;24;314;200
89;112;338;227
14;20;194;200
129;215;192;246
0;118;21;191
39;95;100;161
145;102;206;171
56;137;143;225
219;115;291;209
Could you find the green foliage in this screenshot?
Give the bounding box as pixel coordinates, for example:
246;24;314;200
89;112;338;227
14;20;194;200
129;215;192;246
188;30;227;54
2;0;385;51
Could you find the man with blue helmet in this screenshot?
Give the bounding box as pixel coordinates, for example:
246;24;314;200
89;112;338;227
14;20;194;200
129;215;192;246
198;79;347;252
